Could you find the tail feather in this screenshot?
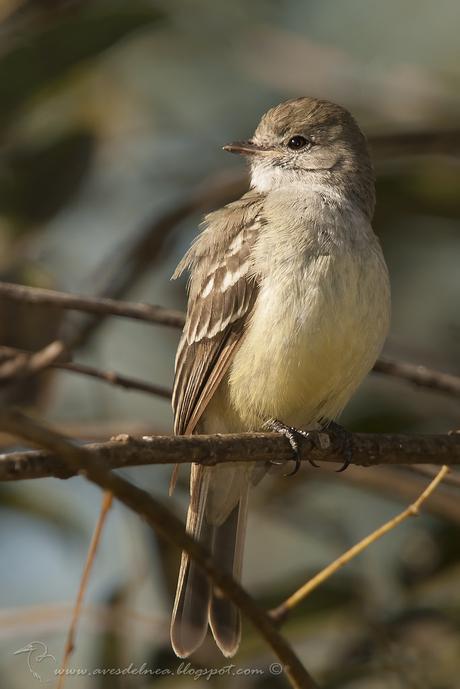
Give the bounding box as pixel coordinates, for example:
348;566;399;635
170;524;213;657
209;491;248;657
171;465;212;657
171;466;248;658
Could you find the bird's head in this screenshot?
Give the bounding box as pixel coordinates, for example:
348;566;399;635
224;96;375;218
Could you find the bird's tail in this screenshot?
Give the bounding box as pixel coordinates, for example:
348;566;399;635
170;464;248;658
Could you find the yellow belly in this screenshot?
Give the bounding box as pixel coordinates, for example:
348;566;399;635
202;250;390;433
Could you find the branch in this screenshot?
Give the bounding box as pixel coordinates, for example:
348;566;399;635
0;340;69;410
0;409;319;689
0;431;459;482
0;346;172;400
0;340;66;383
57;362;173;400
1;281;459;399
57;491;113;689
0;282;185;330
373;356;460;397
269;465;449;625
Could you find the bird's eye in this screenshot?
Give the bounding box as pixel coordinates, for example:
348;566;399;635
287;135;311;150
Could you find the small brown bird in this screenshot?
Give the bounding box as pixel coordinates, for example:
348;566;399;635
170;97;390;658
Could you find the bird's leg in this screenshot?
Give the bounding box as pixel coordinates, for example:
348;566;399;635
265;419;320;475
321;420;353;472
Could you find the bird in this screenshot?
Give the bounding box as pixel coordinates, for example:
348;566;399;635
169;96;391;658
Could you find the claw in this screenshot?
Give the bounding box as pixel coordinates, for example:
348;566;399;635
285;450;301;477
322;420;353;472
266;419;319;474
290;427;320;468
336;457;351;473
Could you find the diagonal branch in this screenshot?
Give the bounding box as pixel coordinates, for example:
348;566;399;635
0;431;458;482
0;408;319;689
57;491;113;689
269;466;449;625
0;340;66;383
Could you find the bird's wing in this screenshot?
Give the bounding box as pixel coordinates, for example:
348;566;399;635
169;191;264;495
172;190;264;439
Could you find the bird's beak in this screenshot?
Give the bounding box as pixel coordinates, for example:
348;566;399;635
223;140;267;155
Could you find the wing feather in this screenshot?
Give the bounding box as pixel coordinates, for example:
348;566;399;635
172;191;264;438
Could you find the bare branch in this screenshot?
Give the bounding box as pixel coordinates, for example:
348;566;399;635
56;361;173;399
0;409;319;689
0;340;66;383
0;345;172;400
0;431;459;482
373;356;460;397
270;466;449;625
0;281;185;330
57;491;113;689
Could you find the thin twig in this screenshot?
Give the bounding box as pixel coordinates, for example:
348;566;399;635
0;409;319;689
0;431;458;482
56;361;172;399
0;340;66;383
270;466;449;624
373;356;460;397
0;282;185;330
0;345;172;400
57;491;113;689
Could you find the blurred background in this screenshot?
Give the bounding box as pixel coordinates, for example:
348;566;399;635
0;0;459;687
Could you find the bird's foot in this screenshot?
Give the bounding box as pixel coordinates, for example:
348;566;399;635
265;419;320;476
322;420;353;472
